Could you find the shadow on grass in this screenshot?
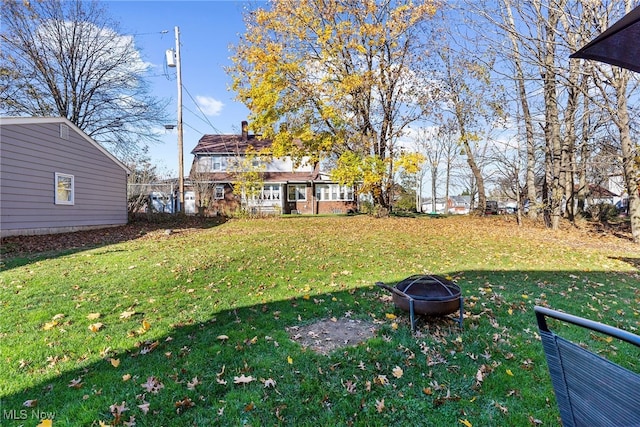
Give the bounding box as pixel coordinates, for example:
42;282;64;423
2;267;639;426
0;215;227;271
610;256;640;270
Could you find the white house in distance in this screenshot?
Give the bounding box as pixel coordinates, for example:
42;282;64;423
0;117;129;237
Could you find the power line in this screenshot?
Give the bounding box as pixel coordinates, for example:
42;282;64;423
182;84;222;135
182;121;204;135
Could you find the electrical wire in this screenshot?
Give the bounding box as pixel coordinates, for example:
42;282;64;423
182;84;222;134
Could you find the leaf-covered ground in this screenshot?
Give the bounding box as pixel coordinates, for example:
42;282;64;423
1;215;638;426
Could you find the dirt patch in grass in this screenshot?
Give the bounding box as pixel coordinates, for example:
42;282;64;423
287;318;377;355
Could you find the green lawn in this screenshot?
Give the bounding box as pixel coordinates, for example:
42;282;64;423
1;215;639;426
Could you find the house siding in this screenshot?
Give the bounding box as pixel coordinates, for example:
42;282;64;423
1;119;128;236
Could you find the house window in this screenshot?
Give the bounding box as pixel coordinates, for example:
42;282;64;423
212;159;222;171
315;184;354;201
197;157;211;173
214;185;225;199
261;184;280;200
288;184;307;201
55;172;74;205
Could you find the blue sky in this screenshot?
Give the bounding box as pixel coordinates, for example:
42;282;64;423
105;0;261;175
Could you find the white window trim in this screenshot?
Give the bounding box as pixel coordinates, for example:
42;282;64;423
55;172;74;205
315;184;354;201
214;184;225;199
288;184;307;201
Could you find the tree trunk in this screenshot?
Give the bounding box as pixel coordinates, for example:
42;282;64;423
502;0;538;219
576;75;590;215
541;0;564;230
462;139;486;214
431;166;438;213
445;161;451;215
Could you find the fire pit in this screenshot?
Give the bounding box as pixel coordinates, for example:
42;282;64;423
376;275;463;331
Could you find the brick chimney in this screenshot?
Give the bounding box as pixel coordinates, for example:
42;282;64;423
241;121;248;140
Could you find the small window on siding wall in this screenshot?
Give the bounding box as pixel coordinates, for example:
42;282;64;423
55;173;74;205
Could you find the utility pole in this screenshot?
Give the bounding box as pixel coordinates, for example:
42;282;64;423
166;26;184;213
175;26;184;214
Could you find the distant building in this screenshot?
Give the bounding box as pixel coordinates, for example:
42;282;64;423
189;121;358;215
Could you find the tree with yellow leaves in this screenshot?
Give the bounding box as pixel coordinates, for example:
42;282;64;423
228;0;440;210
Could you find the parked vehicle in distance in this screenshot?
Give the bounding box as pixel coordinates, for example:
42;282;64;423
485;200;499;215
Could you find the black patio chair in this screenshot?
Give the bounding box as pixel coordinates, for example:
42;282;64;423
535;306;640;427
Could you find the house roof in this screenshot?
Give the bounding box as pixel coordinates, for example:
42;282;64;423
0;116;130;174
191;134;273;155
588;184;618;198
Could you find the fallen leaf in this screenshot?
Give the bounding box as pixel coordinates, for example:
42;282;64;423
109;401;128;420
287;356;293;364
137;402;150;415
36;420;52;427
120;310;136;319
187;376;201;390
374;375;389;386
110;358;120;368
88;322;104;332
122;416;136;427
385;313;397;320
217;335;229;341
459;419;473;427
23;399;37;407
392;366;404;379
343;380;356;393
506;369;514;377
141;376;164;394
68;378;83;388
43;321;58;330
244;402;255;412
122;374;131;382
175;397;195;414
495;402;508;414
375;398;385;413
234;374;255;384
263;378;277;388
528;416;543;425
87;313;101;320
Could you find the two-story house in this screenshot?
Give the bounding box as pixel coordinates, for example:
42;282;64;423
189;122;358;215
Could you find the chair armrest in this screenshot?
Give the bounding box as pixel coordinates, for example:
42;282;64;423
535;305;640;347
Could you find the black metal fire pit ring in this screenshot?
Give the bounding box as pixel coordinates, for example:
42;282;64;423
377;275;463;332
